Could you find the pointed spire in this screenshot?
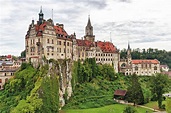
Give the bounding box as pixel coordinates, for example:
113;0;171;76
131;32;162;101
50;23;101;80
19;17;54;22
87;15;92;27
40;6;43;14
128;41;131;50
38;6;44;25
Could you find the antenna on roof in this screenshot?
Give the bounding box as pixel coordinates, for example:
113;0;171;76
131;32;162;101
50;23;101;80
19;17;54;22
52;9;53;21
110;32;112;43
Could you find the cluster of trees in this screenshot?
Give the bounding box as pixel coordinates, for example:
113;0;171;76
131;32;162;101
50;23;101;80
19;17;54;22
0;63;60;113
125;73;170;109
120;48;171;68
72;58;117;86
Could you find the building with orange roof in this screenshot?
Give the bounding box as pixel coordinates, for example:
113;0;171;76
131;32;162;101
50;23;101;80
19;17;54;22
119;44;160;75
25;8;120;72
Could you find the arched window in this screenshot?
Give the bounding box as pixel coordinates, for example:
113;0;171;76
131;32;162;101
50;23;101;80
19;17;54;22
135;66;138;70
5;78;8;83
121;63;126;67
154;66;157;70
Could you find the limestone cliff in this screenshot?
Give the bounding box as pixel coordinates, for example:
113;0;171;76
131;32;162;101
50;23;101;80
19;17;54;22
44;59;73;108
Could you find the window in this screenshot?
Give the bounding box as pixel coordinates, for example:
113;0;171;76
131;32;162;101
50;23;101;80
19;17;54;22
67;42;69;46
154;66;157;70
64;42;66;46
5;78;8;82
47;53;49;55
59;41;61;45
52;39;54;44
135;66;138;71
64;48;66;53
0;79;2;83
47;39;49;43
38;38;40;42
121;63;126;67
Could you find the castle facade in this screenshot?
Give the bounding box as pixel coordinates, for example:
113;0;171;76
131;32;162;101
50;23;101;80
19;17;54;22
25;8;119;72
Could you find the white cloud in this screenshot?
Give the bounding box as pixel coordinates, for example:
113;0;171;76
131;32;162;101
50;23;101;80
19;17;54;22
0;0;171;55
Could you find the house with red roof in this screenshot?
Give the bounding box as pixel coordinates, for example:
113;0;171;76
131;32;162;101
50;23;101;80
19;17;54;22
25;8;120;72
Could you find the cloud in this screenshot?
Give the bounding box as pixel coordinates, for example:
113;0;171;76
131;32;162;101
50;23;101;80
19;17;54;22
1;0;171;55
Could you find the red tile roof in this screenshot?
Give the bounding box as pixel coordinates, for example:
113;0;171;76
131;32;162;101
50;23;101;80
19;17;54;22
114;89;127;96
6;55;12;59
132;59;159;64
54;26;68;37
34;22;68;37
76;39;94;47
97;41;117;53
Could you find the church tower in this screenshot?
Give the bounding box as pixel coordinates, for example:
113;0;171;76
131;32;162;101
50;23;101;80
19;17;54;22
38;6;44;25
84;15;95;42
127;43;132;65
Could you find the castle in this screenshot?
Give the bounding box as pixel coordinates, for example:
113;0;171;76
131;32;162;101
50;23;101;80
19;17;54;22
25;8;119;72
25;8;160;75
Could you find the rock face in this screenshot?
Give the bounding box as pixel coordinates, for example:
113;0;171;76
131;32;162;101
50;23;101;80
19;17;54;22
45;59;73;108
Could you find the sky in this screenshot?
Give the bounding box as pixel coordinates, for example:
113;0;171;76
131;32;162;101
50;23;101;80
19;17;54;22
0;0;171;56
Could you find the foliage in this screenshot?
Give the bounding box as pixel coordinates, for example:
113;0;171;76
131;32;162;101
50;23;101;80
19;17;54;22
120;48;171;68
21;50;26;58
126;74;144;105
123;106;137;113
0;62;59;113
11;78;43;113
166;97;171;113
72;58;117;86
150;73;170;108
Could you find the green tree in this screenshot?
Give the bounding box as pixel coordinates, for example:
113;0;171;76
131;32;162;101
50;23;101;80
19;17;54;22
21;50;26;58
126;74;144;105
123;106;137;113
150;73;170;108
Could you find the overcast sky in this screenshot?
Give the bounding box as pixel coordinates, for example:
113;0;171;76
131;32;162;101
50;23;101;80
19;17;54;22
0;0;171;56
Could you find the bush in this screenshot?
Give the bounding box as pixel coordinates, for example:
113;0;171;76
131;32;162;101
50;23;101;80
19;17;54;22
123;106;137;113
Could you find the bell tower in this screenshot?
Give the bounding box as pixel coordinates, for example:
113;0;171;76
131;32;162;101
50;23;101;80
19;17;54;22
84;15;95;42
39;6;44;25
127;42;132;65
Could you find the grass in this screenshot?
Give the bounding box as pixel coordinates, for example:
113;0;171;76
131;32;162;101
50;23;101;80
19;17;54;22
144;101;166;110
60;104;153;113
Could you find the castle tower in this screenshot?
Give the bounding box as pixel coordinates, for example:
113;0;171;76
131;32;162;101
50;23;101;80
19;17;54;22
84;15;95;42
38;6;44;25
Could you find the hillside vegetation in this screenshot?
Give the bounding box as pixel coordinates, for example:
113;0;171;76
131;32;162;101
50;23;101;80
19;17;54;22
0;63;59;113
